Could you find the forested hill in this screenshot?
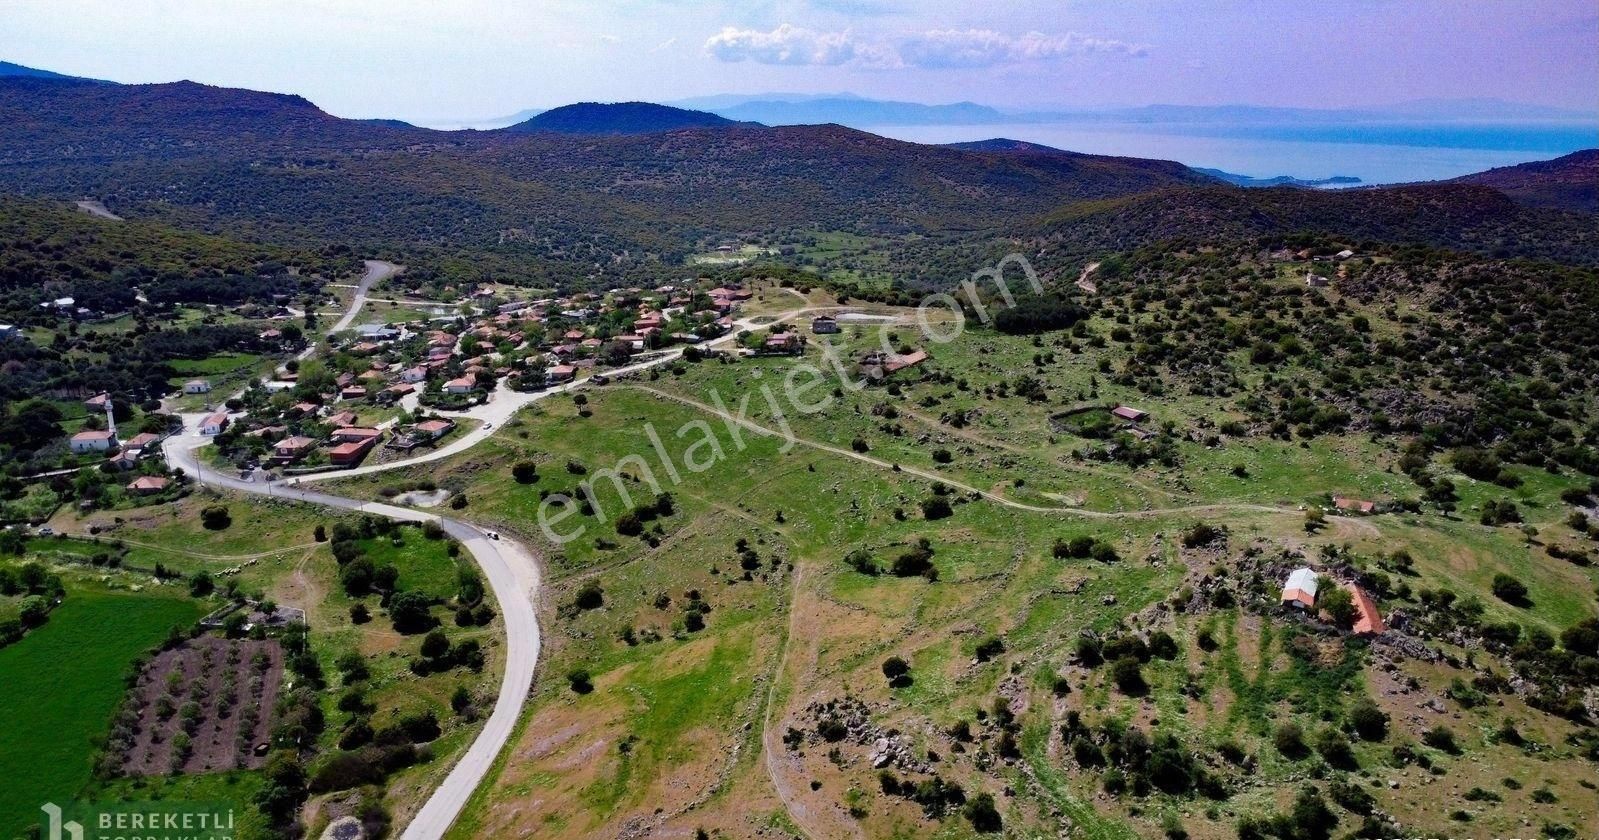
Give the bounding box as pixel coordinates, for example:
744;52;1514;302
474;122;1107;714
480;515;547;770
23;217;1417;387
1448;149;1599;213
507;102;744;134
0;197;353;321
0;76;1218;285
1027;183;1599;266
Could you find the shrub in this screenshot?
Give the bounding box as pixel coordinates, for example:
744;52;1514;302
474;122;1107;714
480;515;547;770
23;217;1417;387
1422;725;1459;754
1349;699;1389;741
387;591;435;634
1110;656;1146;695
881;656;910;681
962;792;1002;833
511;461;538;484
1274;721;1309;759
974;636;1005;662
573;582;604;610
200;505;231;530
1491;573;1529;605
566;668;593;694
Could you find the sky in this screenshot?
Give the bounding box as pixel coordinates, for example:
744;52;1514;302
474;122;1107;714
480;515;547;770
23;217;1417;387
1;0;1595;123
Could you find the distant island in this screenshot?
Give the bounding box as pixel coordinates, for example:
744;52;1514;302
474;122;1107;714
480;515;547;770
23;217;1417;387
1195;168;1362;188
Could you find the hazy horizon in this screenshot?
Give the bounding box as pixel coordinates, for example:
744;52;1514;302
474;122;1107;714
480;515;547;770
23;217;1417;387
2;0;1594;124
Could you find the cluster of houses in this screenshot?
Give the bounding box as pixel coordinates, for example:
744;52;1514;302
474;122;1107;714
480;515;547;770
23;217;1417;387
66;393;175;496
223;402;458;470
297;281;756;404
1280;566;1386;635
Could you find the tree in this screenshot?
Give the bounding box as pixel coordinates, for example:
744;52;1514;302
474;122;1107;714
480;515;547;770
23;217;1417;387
188;571;215;597
388;591;434;634
17;595;49;627
1349;699;1390;741
1110;656;1146;695
200;505;232;530
963;792;1002;833
1492;573;1529;605
881;656;910;687
420;629;450;659
1274;721;1308;759
511;461;539;484
566;668;593;694
1318;586;1356;628
920;496;953;520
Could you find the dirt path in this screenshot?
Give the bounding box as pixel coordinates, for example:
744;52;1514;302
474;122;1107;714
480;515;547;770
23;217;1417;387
614;384;1294;521
1075;260;1100;294
83;535;320;561
75;199;123;221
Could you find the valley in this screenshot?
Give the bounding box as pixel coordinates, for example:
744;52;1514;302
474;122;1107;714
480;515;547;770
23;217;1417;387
0;50;1596;840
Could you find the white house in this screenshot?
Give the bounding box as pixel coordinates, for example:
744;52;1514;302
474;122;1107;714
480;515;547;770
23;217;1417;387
183;379;212;394
443;376;475;395
199;412;230;436
1281;567;1319;608
69;429;117;453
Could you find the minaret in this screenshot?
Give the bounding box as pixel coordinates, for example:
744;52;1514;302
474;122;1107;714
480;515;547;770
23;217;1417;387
105;399;118;446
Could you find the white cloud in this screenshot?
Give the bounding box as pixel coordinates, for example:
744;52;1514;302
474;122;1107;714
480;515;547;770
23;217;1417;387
704;24;1148;69
704;23;859;66
651;37;677;53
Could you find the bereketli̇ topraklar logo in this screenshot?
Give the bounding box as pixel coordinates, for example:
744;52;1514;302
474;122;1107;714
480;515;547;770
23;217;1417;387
41;801;236;840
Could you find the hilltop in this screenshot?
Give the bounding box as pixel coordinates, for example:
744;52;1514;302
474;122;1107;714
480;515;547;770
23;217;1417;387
506;101;744;135
1449;149;1599;213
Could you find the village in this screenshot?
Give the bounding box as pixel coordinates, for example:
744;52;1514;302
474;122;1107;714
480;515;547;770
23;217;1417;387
50;278;939;483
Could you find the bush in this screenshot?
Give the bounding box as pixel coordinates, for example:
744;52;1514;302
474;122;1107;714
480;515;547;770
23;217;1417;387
1180;522;1224;548
573;582;604;610
1274;721;1308;759
1349;699;1389;741
200;505;231;530
566;668;593;694
920;496;953;520
1315;728;1356;769
973;636;1005;662
1491;573;1529;605
962;792;1002;833
387;591;435;634
1422;725;1460;753
511;461;538;484
1110;656;1146;695
881;656;910;681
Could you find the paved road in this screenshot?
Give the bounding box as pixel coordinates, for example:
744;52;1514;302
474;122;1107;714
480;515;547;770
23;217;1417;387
327;259;402;335
153;298;829;836
161;421;541;840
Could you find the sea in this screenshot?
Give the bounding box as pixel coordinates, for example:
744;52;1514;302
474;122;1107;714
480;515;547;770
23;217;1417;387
870;121;1599;185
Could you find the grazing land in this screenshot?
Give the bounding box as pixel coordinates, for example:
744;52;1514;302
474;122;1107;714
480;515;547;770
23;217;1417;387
0;585;207;838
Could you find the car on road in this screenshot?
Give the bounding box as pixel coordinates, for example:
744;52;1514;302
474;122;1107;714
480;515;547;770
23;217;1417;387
591;374;610;385
485;531;500;540
482;422;493;431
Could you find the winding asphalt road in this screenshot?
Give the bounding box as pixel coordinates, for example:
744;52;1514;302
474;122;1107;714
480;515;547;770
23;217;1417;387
156;294;886;836
161;422;540;840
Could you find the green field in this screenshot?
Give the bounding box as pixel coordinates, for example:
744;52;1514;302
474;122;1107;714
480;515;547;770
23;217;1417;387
0;587;207;838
